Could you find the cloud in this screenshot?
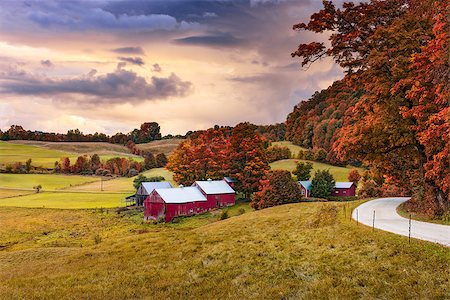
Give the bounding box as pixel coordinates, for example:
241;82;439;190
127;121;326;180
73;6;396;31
40;59;53;67
118;56;144;66
152;64;162;72
111;46;145;55
174;32;243;47
0;66;192;104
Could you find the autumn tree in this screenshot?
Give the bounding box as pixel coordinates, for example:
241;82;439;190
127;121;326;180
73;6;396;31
311;170;335;198
266;146;291;163
228;123;270;198
90;154;101;171
251;170;303;210
143;152;156;169
25;158;32;173
348;169;361;185
293;161;313;181
61;157;71;173
155;153;168;168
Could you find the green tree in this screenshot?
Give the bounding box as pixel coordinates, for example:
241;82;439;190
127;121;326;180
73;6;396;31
311;170;335;198
133;174;166;190
25;158;32;173
293;161;313;180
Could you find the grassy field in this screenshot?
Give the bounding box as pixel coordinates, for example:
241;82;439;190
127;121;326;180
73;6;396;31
0;192;127;209
0;201;448;299
0;141;142;168
271;141;308;157
0;173;100;190
136;138;184;155
0;189;34;199
270;159;364;182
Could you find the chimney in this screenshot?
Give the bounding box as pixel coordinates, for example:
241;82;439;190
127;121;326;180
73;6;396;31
179;184;184;188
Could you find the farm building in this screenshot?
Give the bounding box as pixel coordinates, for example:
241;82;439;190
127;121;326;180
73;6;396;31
298;181;312;197
298;181;356;197
193;179;236;208
223;176;237;188
136;181;173;206
144;187;209;222
332;182;356;197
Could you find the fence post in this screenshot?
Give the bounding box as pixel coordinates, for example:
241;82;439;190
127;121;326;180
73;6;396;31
372;210;375;232
409;214;412;244
356;209;359;225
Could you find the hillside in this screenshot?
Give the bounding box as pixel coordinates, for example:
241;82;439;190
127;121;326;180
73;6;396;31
136;138;184;155
0;202;448;298
271;141;308;157
270;159;362;182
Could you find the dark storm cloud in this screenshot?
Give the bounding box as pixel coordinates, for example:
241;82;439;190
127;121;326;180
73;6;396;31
0;66;192;103
41;59;53;67
111;47;145;55
174;33;243;47
118;57;145;66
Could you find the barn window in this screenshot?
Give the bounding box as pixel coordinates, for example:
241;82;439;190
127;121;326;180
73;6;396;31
335;191;339;194
343;191;346;194
301;189;305;195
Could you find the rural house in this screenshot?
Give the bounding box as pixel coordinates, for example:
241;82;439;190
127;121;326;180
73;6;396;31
332;182;356;197
298;181;312;197
223;176;237;188
136;181;173;206
144;186;209;222
193;179;236;208
298;181;356;197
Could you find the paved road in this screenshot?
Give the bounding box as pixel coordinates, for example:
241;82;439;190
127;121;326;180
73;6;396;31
352;198;450;247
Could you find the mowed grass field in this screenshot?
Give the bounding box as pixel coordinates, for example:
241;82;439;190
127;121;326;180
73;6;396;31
0;173;100;190
136;138;184;155
0;201;448;299
0;141;142;168
271;141;308;157
270;159;364;182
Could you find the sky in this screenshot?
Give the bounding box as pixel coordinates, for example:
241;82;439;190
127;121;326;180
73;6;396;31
0;0;343;135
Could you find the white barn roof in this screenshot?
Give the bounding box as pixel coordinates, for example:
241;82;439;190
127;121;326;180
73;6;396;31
155;187;207;204
194;180;235;195
334;182;354;189
138;182;173;195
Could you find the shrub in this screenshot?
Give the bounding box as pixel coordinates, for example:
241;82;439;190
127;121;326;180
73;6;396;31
313;148;327;162
251;170;303;210
33;185;42;193
237;208;246;215
133;174;166;189
266;146;292;163
219;210;229;220
127;168;139;177
311;170;335;198
293;161;313;180
155;153;168;167
358;179;381;198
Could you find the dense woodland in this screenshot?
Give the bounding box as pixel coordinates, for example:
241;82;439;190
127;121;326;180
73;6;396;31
288;0;449;216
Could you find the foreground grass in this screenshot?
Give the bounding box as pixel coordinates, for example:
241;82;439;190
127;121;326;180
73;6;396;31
0;201;448;299
0;192;128;209
270;159;364;182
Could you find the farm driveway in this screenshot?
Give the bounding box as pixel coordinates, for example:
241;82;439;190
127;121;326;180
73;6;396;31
352;198;450;247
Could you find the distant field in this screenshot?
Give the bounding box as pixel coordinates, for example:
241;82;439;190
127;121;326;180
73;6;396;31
0;189;34;199
0;173;100;190
0;141;142;168
8;140;132;155
0;192;127;209
67;167;176;193
270;159;363;182
136;138;183;155
0;201;448;298
271;141;308;157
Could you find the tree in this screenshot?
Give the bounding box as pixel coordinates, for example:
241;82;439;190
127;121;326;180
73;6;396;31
133;174;166;189
293;161;313;180
155;153;168;168
251;170;303;210
61;157;71;173
311;170;335;198
266;146;291;163
90;154;101;171
25;158;32;173
143;152;156;169
33;185;42;193
348;169;361;185
228;123;270;198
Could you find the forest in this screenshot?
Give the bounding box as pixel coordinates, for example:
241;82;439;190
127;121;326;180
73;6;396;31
287;0;449;216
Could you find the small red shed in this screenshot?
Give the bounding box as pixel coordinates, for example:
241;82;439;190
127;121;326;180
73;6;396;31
144;187;208;222
333;182;356;197
193;179;236;209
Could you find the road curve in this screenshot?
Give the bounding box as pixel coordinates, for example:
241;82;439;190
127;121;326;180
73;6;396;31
352;198;450;247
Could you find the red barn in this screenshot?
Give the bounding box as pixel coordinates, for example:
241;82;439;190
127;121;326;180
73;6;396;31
333;182;356;197
144;187;208;222
193;179;236;208
223;177;237;189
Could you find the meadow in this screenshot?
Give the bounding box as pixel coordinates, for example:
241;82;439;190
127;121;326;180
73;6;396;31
0;141;142;169
0;201;448;299
271;141;308;157
270;159;363;182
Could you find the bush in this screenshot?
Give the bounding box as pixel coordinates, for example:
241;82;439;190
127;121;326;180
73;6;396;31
251;170;303;210
237;208;246;215
266;146;292;163
292;161;313;180
127;168;139;177
358;179;381;198
219;210;229;220
311;170;335;198
313;148;327;162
